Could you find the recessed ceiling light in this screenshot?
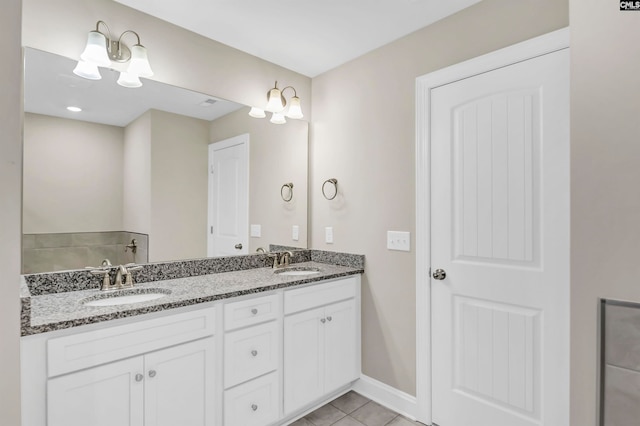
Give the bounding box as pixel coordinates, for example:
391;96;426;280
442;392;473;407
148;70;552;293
66;106;82;112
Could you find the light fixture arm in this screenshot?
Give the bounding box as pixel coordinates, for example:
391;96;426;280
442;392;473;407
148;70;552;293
91;21;143;63
280;86;298;98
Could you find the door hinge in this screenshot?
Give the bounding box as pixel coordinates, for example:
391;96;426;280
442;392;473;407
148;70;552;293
210;226;213;234
210;165;214;174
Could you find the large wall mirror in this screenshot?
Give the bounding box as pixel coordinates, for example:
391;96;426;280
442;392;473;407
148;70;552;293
22;47;309;274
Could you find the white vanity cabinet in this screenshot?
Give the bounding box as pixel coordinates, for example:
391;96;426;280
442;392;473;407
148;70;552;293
283;277;360;415
22;306;216;426
22;273;361;426
48;337;214;426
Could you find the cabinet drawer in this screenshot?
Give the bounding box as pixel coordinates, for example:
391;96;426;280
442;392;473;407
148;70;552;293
224;321;278;388
48;307;215;377
224;371;279;426
224;293;279;331
284;277;357;315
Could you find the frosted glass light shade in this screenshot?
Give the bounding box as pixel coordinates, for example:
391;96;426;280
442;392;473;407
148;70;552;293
117;71;143;88
127;44;153;77
286;96;304;119
270;112;286;124
73;60;102;80
248;107;266;118
266;88;285;112
80;31;111;67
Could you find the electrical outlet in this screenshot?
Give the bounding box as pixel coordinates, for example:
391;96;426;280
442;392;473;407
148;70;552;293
292;225;299;241
250;224;261;238
325;227;334;244
387;231;410;251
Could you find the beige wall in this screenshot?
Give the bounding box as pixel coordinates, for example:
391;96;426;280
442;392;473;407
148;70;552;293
0;0;22;423
22;0;311;118
210;108;309;253
23;113;124;234
123;111;151;235
149;110;210;262
311;0;568;395
570;2;640;425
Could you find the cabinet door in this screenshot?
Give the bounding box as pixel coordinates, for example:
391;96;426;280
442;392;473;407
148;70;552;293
284;306;325;414
144;338;215;426
324;298;358;392
48;357;144;426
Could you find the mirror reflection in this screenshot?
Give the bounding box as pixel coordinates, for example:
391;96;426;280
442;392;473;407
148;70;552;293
22;48;308;274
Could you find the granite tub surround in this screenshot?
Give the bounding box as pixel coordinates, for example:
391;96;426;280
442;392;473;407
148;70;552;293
21;252;364;336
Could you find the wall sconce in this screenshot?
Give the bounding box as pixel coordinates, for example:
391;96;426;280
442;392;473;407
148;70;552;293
249;81;303;124
73;20;153;88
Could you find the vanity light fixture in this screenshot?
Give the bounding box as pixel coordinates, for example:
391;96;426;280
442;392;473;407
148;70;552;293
73;20;154;88
249;81;304;124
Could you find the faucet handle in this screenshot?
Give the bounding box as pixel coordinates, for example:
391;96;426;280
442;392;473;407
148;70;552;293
123;263;142;287
87;268;112;291
124;263;143;271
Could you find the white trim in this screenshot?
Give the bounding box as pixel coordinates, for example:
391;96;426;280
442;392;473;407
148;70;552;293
414;27;569;425
351;375;418;421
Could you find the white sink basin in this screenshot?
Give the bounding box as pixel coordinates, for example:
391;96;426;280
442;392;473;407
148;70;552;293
274;267;321;276
82;289;171;307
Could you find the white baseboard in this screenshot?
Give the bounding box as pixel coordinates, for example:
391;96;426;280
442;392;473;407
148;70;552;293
351;375;418;421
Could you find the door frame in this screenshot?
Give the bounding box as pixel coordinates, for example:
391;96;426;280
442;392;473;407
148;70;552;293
414;28;569;424
207;133;250;257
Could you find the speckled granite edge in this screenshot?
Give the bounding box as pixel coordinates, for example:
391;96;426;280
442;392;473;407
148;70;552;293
21;265;363;336
23;251;312;296
310;250;365;269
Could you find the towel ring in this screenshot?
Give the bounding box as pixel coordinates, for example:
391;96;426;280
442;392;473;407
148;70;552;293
281;182;294;202
322;178;338;200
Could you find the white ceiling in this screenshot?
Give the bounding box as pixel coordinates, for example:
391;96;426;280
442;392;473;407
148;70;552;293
114;0;482;77
24;48;243;127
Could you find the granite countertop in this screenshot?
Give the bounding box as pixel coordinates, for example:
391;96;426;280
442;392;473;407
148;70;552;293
21;261;363;336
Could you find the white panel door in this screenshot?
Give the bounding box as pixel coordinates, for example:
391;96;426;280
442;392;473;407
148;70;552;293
47;357;144;426
284;306;325;414
208;134;249;257
144;338;215;426
431;48;569;426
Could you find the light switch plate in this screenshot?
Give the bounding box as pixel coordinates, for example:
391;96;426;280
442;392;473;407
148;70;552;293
387;231;410;251
325;227;334;244
292;225;299;241
250;224;261;238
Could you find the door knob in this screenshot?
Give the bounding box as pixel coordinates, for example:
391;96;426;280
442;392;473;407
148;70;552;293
235;243;243;250
432;269;447;280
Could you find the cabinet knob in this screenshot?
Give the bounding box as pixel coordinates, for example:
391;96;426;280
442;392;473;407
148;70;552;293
251;350;258;357
251;404;258;411
251;308;258;315
327;316;333;322
320;318;326;324
148;370;157;378
135;373;144;382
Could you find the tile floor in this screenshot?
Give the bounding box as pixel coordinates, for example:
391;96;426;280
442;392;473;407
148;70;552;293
290;391;426;426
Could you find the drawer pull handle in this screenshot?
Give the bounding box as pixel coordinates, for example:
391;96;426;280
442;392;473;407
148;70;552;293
327;316;332;322
251;404;258;411
135;373;144;382
251;308;258;315
320;318;326;324
251;350;258;357
148;370;157;378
